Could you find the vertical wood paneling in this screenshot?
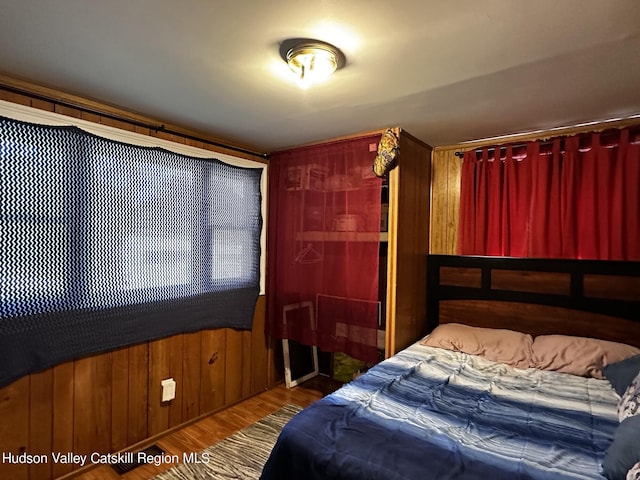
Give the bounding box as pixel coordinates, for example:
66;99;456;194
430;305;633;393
29;369;53;480
110;347;129;452
73;353;112;457
269;337;284;387
127;343;148;446
52;363;74;478
168;335;185;429
0;300;271;475
0;311;273;480
446;152;461;254
429;148;461;255
251;296;269;393
224;329;244;405
0;376;29;480
147;338;171;436
429;150;450;254
200;330;227;413
241;331;253;398
181;332;202;422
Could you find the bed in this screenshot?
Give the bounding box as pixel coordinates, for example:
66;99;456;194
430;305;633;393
260;255;640;480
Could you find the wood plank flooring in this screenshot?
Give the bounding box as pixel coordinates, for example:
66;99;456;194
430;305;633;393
68;376;341;480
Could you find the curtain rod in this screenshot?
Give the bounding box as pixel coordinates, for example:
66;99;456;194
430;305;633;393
454;142;535;158
455;137;572;157
0;84;269;160
455;137;573;158
454;122;640;158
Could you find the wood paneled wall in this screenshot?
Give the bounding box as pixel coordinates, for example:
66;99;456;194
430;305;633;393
0;298;278;480
429;117;640;255
0;82;280;480
429;148;460;255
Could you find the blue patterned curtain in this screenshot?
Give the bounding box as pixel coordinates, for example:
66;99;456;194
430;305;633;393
0;116;262;387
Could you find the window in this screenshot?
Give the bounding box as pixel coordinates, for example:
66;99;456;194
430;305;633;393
1;125;72;317
0;109;265;387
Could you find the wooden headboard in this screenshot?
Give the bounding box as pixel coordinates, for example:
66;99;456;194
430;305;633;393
427;255;640;348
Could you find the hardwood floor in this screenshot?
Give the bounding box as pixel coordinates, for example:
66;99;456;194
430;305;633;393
69;376;342;480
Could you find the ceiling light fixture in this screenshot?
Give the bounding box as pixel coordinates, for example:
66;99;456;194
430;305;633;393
280;38;346;89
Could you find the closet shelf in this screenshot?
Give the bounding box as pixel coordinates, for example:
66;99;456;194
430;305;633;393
296;231;388;243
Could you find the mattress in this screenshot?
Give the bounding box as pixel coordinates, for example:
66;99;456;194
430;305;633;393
261;342;620;480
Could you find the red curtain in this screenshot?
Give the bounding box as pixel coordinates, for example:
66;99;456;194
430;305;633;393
267;135;382;363
458;126;640;260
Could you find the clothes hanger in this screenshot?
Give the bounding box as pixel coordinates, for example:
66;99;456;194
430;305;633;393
294;243;322;264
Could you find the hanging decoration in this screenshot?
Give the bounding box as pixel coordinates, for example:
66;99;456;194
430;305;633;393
373;128;399;177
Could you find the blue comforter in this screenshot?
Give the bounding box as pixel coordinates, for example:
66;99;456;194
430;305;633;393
261;344;619;480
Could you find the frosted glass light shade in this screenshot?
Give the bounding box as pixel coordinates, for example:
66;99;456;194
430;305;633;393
281;39;345;88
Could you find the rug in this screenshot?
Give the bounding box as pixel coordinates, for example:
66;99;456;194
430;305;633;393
153;404;302;480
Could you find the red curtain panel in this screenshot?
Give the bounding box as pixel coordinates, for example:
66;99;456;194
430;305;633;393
267;135;383;363
458;126;640;260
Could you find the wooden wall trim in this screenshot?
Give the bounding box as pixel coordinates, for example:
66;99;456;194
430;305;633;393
0;72;267;162
385;156;400;356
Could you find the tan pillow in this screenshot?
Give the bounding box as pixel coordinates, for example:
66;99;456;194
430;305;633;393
531;335;640;379
420;323;533;369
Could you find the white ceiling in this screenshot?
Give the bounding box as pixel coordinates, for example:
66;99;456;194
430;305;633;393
1;0;639;153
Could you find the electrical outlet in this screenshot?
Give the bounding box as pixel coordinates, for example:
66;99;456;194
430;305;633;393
161;378;176;402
